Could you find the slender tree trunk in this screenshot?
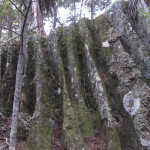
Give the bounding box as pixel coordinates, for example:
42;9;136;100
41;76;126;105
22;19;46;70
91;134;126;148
9;51;24;150
0;27;2;39
53;6;57;28
79;0;84;19
91;4;94;20
0;51;1;81
73;1;76;23
32;0;45;114
8;22;13;39
0;26;2;81
32;0;45;36
34;40;43;114
9;1;32;150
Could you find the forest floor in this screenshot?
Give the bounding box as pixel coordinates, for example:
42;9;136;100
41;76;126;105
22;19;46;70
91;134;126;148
0;114;26;150
84;134;107;150
51;108;107;150
0;111;107;150
83;109;108;150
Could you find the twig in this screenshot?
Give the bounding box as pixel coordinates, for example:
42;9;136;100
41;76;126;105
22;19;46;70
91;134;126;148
30;24;45;31
8;0;25;17
0;113;6;119
0;137;9;145
4;138;9;145
57;18;63;27
19;115;30;129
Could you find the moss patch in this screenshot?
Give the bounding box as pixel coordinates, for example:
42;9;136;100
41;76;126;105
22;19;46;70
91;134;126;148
77;100;94;136
21;37;36;114
26;119;53;150
62;95;86;149
0;41;20;114
104;127;122;150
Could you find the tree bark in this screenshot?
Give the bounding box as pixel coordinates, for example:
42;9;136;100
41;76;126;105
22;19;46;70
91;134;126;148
34;40;43;114
9;51;24;150
0;51;1;81
0;26;2;39
8;22;13;39
32;0;45;36
9;1;32;150
79;0;84;19
0;27;2;81
144;0;150;6
90;4;94;20
73;0;76;23
53;6;57;28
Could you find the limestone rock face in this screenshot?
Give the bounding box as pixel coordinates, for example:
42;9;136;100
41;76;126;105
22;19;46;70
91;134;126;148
106;0;150;81
0;1;150;150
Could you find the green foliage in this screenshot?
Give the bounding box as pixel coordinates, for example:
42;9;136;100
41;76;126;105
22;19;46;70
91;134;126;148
137;7;143;12
3;1;10;9
137;7;150;29
141;12;150;17
0;0;21;41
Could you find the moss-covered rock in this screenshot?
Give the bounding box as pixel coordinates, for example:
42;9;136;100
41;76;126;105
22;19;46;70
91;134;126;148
26;36;62;149
21;37;36;114
106;127;121;150
26;119;53;150
0;42;19;114
1;2;150;150
62;93;86;150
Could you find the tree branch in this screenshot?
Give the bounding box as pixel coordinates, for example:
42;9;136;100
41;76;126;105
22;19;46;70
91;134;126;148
8;0;25;17
22;0;27;9
0;27;20;36
0;112;6;118
21;0;32;49
0;36;18;48
0;138;9;145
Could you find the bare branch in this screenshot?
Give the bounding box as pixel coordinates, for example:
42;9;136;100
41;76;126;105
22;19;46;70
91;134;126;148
0;36;18;47
8;0;25;17
4;138;9;145
30;24;45;31
0;137;9;145
0;27;20;36
56;18;63;27
19;115;30;129
0;112;6;118
22;0;27;9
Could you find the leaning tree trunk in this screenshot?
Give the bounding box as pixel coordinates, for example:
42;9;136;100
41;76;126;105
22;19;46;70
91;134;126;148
9;1;32;150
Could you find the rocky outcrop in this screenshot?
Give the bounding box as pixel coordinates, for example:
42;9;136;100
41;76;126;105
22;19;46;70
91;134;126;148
0;0;149;150
0;42;19;114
